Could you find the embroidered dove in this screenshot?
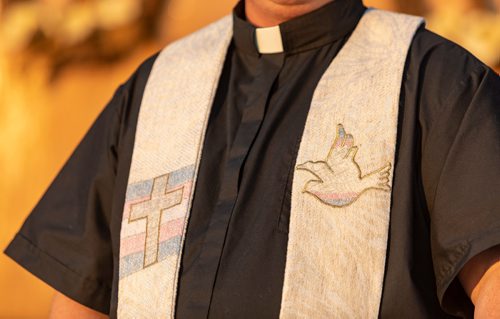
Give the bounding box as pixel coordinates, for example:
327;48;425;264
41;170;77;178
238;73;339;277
296;123;391;207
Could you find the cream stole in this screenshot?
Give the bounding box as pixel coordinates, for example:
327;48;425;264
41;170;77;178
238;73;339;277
117;9;424;318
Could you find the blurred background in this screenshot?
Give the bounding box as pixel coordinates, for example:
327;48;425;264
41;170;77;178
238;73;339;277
0;0;499;317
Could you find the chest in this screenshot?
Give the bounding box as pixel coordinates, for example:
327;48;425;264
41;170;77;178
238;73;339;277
116;10;424;318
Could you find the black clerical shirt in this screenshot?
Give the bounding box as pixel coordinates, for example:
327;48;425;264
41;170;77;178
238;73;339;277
4;0;500;318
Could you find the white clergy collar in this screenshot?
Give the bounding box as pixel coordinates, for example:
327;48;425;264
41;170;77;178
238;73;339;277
255;25;284;54
231;0;367;56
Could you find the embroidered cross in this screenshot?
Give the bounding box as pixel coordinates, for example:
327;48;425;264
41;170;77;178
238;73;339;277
128;173;184;267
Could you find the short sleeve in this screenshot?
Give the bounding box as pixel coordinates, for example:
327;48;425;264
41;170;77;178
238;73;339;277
418;39;500;316
3;84;127;314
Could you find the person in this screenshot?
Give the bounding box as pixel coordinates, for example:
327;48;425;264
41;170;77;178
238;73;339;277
3;0;500;318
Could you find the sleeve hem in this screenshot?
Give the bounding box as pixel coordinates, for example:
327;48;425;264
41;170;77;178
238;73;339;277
3;232;111;314
437;226;500;317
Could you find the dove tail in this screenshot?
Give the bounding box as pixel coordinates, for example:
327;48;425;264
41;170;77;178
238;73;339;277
364;163;392;192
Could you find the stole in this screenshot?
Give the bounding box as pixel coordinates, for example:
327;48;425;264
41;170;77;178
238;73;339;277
116;8;424;318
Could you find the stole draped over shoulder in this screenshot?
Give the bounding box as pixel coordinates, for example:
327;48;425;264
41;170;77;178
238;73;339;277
117;8;424;318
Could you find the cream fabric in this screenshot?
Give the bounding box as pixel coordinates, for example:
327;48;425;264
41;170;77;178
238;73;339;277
280;9;423;318
116;8;424;318
116;16;233;318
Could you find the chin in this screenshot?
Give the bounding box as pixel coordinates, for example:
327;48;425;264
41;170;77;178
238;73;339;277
266;0;330;7
269;0;312;4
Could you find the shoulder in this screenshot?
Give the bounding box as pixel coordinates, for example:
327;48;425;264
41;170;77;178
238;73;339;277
406;25;495;91
119;51;159;101
119;13;232;95
407;26;490;79
119;13;233;100
404;26;498;132
109;14;233;144
110;51;159;127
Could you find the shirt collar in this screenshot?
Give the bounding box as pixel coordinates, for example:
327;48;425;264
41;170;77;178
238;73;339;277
232;0;367;56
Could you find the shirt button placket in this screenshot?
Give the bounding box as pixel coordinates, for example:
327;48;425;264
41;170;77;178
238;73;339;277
187;53;285;318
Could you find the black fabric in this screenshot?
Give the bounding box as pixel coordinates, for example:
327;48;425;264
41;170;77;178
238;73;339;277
175;1;366;318
3;0;500;318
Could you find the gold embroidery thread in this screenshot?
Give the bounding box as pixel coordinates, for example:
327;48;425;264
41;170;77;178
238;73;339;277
297;123;391;207
128;173;184;268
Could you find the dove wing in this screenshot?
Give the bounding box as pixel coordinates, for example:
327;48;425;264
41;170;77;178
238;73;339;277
327;124;354;166
326;124;360;177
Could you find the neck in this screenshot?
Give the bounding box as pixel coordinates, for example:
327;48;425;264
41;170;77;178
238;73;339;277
244;0;334;27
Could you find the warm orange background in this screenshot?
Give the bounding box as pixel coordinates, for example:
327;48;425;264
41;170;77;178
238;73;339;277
1;0;499;318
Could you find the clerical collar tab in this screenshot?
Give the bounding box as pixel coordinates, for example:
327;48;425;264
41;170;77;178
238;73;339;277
255;25;284;54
